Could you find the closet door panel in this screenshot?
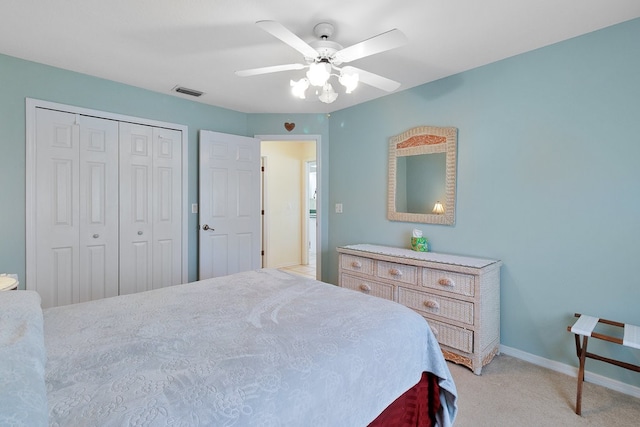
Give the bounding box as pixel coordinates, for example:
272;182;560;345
79;116;119;301
34;110;120;307
35;109;80;308
119;122;154;295
152;128;182;289
156;239;175;289
132;241;151;294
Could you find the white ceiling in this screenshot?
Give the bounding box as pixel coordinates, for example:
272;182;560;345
2;0;639;114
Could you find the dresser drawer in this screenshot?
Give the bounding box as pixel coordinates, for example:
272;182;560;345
398;287;474;325
422;268;475;297
427;318;473;353
341;274;394;301
377;261;418;285
340;254;374;276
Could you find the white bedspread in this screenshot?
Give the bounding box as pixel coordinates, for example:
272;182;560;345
0;291;48;427
43;269;457;426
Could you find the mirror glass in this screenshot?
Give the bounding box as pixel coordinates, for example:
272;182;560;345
395;153;446;214
388;126;457;225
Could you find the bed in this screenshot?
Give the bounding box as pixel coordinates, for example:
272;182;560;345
1;269;457;426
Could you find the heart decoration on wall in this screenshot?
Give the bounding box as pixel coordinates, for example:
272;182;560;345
284;122;295;131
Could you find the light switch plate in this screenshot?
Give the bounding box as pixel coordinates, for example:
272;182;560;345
335;203;343;214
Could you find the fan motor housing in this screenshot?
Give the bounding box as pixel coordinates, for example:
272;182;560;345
309;39;343;61
313;22;334;39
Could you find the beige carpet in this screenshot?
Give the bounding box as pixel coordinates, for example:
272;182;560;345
449;354;640;426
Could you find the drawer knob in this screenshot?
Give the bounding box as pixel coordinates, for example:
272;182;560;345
424;300;440;310
351;261;362;269
438;278;454;287
359;283;371;292
389;268;402;277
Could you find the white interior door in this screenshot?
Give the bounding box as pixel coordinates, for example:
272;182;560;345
199;130;261;279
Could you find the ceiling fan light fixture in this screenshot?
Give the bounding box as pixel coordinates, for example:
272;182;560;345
237;21;407;106
339;70;359;94
307;62;331;87
318;83;338;104
290;78;309;99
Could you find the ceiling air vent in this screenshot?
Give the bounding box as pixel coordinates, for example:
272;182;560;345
173;86;204;97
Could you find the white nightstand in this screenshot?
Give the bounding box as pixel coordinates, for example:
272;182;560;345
0;274;19;291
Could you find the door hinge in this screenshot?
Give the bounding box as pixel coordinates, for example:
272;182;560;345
261;166;265;172
261;209;264;215
261;250;265;256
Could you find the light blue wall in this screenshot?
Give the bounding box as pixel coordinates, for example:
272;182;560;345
0;53;249;284
327;18;640;385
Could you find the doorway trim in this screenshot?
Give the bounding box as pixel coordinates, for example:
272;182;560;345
255;134;322;280
25;98;190;287
260;156;269;269
302;160;317;266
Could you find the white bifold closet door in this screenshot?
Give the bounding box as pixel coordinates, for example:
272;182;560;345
118;122;182;295
35;109;119;307
32;108;182;308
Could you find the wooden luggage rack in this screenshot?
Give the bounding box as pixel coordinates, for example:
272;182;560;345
567;313;640;415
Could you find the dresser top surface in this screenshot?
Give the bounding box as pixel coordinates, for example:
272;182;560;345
338;244;501;269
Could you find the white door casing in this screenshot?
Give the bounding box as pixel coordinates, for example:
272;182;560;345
260;156;268;268
198;130;261;279
256;134;322;280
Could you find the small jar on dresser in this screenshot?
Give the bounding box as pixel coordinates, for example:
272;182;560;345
337;244;502;375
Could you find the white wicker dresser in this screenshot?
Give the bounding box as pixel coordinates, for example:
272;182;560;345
337;244;502;375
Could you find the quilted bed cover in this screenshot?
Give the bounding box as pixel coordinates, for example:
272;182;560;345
40;269;457;426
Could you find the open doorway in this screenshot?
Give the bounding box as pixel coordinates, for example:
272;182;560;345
258;135;320;280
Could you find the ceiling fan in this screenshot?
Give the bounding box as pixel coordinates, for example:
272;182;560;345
235;20;408;103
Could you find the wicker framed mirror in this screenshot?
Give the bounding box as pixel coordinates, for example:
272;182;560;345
387;126;457;225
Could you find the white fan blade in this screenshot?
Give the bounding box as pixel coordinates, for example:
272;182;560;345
235;63;305;77
344;66;401;92
256;20;319;59
334;29;408;63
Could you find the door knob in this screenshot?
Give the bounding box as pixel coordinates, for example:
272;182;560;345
202;224;214;231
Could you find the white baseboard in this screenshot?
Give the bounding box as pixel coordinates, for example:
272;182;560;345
500;344;640;399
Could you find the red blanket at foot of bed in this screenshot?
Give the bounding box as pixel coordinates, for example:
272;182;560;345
368;372;441;427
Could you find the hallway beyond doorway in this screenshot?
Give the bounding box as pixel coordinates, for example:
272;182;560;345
279;252;316;279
